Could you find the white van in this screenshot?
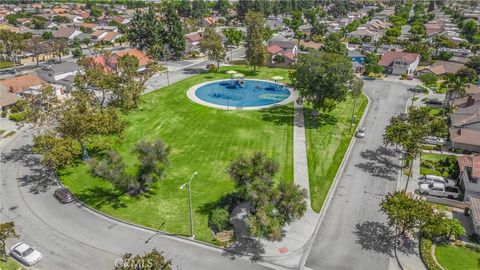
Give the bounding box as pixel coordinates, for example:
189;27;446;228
419;174;456;187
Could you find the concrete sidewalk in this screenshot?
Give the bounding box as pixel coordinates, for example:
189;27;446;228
259;92;319;267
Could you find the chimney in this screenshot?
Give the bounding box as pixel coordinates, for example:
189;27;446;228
466;95;475;107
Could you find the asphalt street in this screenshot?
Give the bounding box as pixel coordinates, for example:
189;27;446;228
305;80;411;270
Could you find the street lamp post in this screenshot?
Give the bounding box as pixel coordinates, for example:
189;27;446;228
164;45;170;86
180;171;198;239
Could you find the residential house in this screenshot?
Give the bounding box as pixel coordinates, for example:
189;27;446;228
378;51;420;75
53;27;81;40
437;47;472;58
80;23;98;33
92;48;152;72
37;62;81;84
111;16;130;25
203;17;216;26
185;32;202;54
267;40;298;66
458;155;480;197
0;84;18;111
421;60;465;76
0;73;45;95
348;51;366;73
449;95;480;153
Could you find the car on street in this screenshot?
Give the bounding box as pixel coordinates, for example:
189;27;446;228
424;136;445;145
419;182;461;199
419;174;456;187
355;127;366;138
10;242;43;266
54;187;74;203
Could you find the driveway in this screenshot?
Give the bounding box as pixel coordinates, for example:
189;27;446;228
0;130;269;270
305;80;413;270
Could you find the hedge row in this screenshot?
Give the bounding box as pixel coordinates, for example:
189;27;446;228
419;238;443;270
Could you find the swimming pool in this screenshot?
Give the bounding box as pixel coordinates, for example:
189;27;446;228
188;79;292;110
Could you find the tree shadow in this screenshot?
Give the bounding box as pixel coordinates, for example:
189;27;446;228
183;68;205;75
223;237;265;262
353;221;417;257
355;147;401;181
259;106;294;126
75;187;127;209
17;167;57;194
1;145;38;165
303;108;338;129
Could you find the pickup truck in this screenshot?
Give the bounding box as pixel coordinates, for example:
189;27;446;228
419;183;461;199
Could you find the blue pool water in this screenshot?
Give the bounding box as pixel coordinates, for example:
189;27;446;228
195;79;290;108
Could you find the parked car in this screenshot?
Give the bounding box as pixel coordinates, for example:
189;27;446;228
419;182;461;199
424;136;445;146
419;174;456;187
10;242;43;266
54;187;74;203
355;127;366;138
425;98;443;105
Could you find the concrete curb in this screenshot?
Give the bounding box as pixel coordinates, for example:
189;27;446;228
299;92;372;269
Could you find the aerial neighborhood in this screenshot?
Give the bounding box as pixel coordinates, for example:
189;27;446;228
1;1;480;270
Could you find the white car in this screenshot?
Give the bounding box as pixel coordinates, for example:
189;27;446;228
425;136;445;145
10;242;43;266
419;182;461;199
355;127;366;138
419;174;456;187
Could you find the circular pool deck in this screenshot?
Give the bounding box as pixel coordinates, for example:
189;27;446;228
186;79;295;110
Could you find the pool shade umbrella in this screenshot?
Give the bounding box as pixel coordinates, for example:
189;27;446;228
272;76;284;83
232;73;245;78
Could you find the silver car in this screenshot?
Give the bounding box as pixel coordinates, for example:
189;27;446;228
10;242;43;266
355;127;366;138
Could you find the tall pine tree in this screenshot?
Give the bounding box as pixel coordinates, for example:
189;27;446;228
244;11;267;71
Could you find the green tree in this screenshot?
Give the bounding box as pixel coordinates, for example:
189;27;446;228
32;16;46;29
177;0;192;17
164;2;185;59
53;15;71;23
215;0;230;17
467;56;480;74
52;38;68;62
133;139;170;193
384;107;431;189
128;8;165;60
222;27;243;59
419;73;438;86
33;134;82;169
457;67;477;83
322;32;348;57
41;31;54;41
290;52;354;112
462;19;478;42
199;25;225;69
114;249;172;270
228;152;306;241
445;74;466;103
443;218;466;240
192;0;206;21
0;221;18;262
26;36;50;67
244;11;268;71
0;30;26;72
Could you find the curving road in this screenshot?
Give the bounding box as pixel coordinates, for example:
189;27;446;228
305;80;412;270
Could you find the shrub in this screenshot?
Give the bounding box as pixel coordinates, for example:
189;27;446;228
1;110;7;118
207;64;218;73
419;238;443;270
209;207;231;232
8;111;27;122
10;99;27;113
421;160;436;169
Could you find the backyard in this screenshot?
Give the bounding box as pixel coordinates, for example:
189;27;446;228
435;243;480;270
420;153;458;178
60;65;367;243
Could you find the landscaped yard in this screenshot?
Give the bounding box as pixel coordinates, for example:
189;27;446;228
0;61;13;69
0;258;23;270
435;243;480;270
60;65;367;243
420;153;457;177
305;95;368;212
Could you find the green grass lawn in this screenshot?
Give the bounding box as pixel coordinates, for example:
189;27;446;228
305;95;368;212
0;61;13;69
61;66;294;243
0;258;23;270
420;153;456;177
435;243;480;270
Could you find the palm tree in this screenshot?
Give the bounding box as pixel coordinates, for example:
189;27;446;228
445;74;466;107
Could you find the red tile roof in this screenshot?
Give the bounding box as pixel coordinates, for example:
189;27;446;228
267;44;283;55
113;48;151;67
378;51;420;66
0;74;45;93
458;155;480;178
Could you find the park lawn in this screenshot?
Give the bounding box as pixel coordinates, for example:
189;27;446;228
305;94;368;212
0;61;13;69
435;243;480;270
0;258;24;270
420;153;455;177
61;66;294;243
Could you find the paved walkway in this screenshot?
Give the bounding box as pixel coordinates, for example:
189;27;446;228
256;92;320;268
